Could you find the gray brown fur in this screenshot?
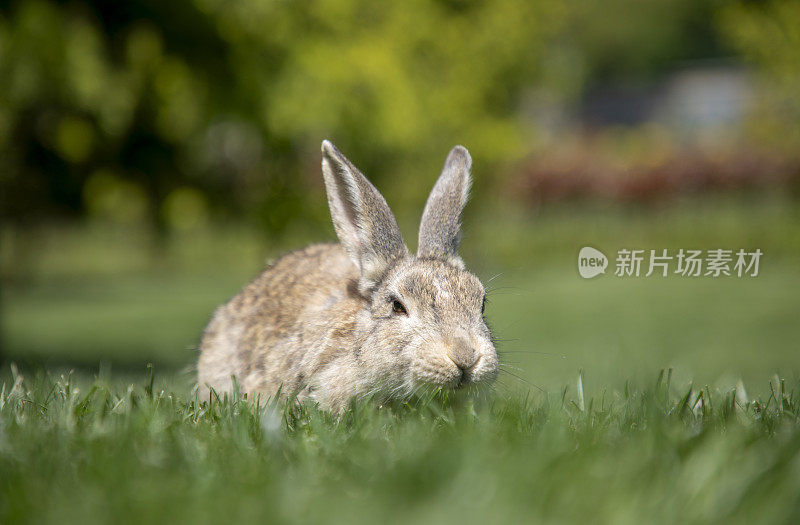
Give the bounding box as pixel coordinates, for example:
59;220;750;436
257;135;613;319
197;140;498;412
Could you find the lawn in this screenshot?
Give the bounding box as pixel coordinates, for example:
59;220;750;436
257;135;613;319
4;193;799;391
1;370;799;524
1;193;799;522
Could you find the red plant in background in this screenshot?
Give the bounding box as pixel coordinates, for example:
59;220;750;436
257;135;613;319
510;140;800;206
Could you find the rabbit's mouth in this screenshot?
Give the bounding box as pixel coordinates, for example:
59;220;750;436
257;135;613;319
445;361;486;389
454;368;472;388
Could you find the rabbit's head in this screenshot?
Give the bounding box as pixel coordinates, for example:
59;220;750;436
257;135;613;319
321;141;498;397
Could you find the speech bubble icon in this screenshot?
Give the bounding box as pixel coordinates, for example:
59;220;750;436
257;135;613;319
578;246;608;279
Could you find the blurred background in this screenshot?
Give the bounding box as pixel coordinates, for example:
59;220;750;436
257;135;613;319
1;0;799;395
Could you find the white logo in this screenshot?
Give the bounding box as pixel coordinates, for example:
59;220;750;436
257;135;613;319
578;246;608;279
577;247;762;279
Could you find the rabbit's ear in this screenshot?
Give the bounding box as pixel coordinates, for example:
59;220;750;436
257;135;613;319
321;140;408;292
417;145;472;267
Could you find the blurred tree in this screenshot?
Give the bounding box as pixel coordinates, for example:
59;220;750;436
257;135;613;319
563;0;731;87
719;0;800;154
1;0;763;239
0;0;567;238
0;0;224;236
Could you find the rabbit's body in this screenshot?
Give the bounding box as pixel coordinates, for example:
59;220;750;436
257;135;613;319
198;141;498;411
198;243;362;407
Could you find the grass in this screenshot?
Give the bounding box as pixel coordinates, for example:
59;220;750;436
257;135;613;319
1;368;799;524
4;193;800;389
2;193;800;522
491;262;800;396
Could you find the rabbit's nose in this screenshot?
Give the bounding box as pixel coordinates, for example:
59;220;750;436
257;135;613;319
447;338;479;371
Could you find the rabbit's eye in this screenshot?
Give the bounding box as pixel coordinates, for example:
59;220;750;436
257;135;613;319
391;298;408;316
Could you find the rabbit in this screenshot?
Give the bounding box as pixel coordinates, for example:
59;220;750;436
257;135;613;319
197;140;498;412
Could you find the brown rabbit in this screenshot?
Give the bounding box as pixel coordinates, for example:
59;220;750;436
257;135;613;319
197;141;498;411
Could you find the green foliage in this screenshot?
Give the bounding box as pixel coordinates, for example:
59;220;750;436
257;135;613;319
720;0;800;98
1;0;768;234
1;369;799;523
561;0;729;86
0;0;565;233
718;0;800;152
